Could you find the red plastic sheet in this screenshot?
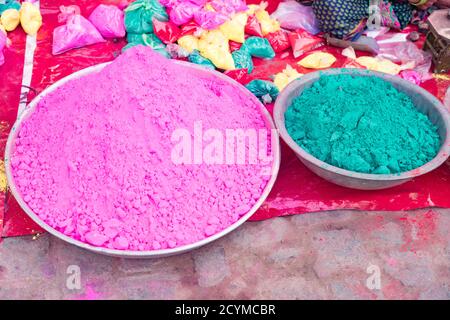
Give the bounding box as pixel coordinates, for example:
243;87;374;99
1;0;450;237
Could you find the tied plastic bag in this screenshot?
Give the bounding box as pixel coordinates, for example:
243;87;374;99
166;43;189;58
88;4;126;39
245;79;279;104
270;0;319;35
210;0;247;17
194;9;228;30
0;27;8;66
266;30;290;53
245;14;263;37
274;65;302;91
52;14;105;55
355;56;401;75
400;70;421;85
127;32;165;50
0;0;20;15
188;49;216;70
298;52;336;69
289;29;325;58
198;29;235;70
224;68;249;84
255;7;280;36
219;12;247;43
124;0;168;34
20;2;42;36
169;2;200;26
232;47;253;73
58;5;80;23
377;40;432;81
153;18;181;44
229;40;242;52
177;34;199;53
1;8;20;31
243;36;275;59
180;21;201;37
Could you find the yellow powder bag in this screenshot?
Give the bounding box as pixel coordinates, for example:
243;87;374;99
20;2;42;36
1;9;20;32
298;52;337;69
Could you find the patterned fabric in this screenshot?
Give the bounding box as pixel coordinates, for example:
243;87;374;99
312;0;413;39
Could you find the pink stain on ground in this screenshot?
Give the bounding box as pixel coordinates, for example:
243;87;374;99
398;210;438;253
10;46;273;251
73;284;102;300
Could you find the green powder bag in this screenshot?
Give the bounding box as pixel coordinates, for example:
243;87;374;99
232;47;254;74
285;73;440;174
124;0;168;34
188;50;216;70
242;37;275;59
246;79;279;103
126;33;166;50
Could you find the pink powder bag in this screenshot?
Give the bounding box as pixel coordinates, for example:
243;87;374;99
52;14;105;55
88;4;126;39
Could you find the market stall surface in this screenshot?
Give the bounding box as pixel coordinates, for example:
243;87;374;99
0;208;449;300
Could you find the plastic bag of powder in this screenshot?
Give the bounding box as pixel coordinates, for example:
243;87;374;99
52;14;105;55
245;14;263;37
194;9;228;30
124;0;168;34
265;30;290;53
232;47;254;73
210;0;247;17
224;68;249;85
88;4;126;39
188;49;216;70
242;36;275;59
219;12;247;43
20;2;43;36
245;79;279;103
126;32;166;50
169;1;200;26
198;29;235;70
177;34;199;53
152;18;181;44
270;0;320;35
1;8;20;32
0;28;8;66
254;7;280;36
58;5;80;23
229;40;242;52
289;29;325;58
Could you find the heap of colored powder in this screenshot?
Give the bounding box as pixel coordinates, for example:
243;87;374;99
11;46;273;251
285;74;440;174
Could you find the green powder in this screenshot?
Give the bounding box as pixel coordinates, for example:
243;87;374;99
285;74;441;174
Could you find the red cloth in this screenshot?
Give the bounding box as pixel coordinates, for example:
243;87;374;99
1;0;449;237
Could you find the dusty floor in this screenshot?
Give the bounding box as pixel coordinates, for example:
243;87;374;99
0;208;448;300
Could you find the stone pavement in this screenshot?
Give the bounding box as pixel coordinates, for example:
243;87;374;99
0;208;449;300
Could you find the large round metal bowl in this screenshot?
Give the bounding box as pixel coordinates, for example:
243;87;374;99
274;68;450;190
4;61;280;258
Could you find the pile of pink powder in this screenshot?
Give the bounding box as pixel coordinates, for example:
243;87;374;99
10;46;273;251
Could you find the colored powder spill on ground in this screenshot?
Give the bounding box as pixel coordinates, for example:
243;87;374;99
285;74;441;174
10;46;273;251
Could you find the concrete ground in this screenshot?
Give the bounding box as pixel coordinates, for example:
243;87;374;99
0;208;448;300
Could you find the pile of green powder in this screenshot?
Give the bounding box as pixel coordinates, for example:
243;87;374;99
285;74;441;174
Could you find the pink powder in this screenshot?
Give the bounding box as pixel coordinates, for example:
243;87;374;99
11;46;273;251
